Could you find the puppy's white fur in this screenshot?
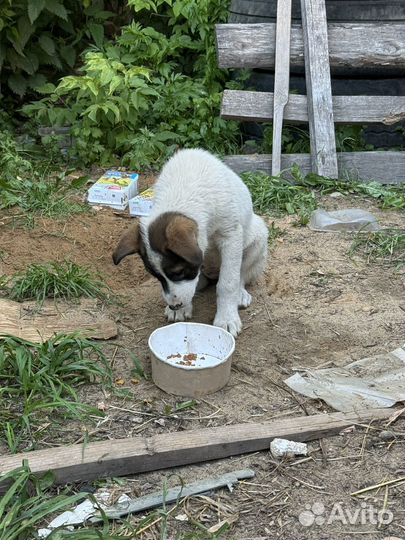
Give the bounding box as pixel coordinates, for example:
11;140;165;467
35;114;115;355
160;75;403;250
141;149;268;336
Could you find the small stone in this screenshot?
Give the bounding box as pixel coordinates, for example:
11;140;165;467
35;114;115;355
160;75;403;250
329;191;343;198
379;430;396;441
131;416;144;424
270;438;308;458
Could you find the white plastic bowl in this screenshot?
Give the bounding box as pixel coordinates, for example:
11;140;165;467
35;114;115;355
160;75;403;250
148;322;235;397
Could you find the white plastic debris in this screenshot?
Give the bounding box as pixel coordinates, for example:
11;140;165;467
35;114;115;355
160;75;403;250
38;492;131;538
270;438;308;458
284;345;405;413
309;208;380;232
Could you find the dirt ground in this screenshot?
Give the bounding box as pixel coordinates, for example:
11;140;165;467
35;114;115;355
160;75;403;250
1;176;404;540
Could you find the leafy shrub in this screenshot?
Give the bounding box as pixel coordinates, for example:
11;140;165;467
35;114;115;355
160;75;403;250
0;0;118;98
23;0;240;169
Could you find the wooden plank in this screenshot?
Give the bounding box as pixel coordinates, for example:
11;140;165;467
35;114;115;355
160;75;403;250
300;0;338;177
0;409;393;486
224;151;405;184
0;298;117;341
272;0;292;176
216;22;405;70
221;91;405;125
228;0;405;23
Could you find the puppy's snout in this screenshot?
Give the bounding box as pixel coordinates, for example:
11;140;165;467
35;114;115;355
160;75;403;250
169;303;183;311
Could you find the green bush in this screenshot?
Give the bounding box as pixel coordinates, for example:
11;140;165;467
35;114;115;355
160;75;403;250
0;0;118;98
23;0;240;169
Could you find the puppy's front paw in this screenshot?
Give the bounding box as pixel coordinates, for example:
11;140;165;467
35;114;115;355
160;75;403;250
239;288;252;308
213;311;242;337
165;304;192;322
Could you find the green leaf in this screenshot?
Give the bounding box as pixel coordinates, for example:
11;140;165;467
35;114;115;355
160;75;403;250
28;0;46;23
27;73;47;90
35;82;56;94
38;35;56;55
17;15;35;49
88;22;104;48
70;175;89;189
60;45;76;68
8;74;27;97
45;0;68;20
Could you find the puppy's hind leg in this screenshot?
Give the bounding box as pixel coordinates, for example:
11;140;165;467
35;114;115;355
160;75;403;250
239;214;268;307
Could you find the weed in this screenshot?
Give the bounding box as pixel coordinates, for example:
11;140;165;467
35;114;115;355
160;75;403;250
0;333;111;452
349;229;405;265
243;166;405;228
242;171;317;224
130;353;148;381
0;463;87;540
0;131;88;221
1;463;231;539
163;400;197;416
268;222;285;245
290;164;405;210
0;261;111;304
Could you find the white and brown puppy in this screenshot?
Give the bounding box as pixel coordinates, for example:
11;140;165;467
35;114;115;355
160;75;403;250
112;149;268;337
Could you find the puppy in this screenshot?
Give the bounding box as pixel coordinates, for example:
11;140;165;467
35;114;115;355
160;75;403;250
112;149;268;337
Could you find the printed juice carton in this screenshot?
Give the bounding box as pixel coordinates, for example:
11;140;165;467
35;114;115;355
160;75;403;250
128;188;154;217
87;170;139;210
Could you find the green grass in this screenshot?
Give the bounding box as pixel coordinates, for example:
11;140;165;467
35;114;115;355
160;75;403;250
242;171;317;225
0;130;88;224
0;464;228;540
0;261;111;304
268;222;285;245
349;229;405;265
242;166;405;227
0;463;88;540
0;333;112;452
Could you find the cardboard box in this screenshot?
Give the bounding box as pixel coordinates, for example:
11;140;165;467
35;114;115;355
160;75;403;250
129;188;154;217
87;170;139;210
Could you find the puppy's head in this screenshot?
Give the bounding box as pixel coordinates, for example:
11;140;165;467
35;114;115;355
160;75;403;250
112;212;202;309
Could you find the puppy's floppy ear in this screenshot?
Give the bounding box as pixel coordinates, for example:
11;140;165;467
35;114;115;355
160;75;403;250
166;215;203;266
112;221;141;265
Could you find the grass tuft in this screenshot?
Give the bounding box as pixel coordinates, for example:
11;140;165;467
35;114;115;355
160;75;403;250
0;463;87;540
0;333;112;452
0;261;111;304
349;229;405;265
242;171;317;225
243;165;405;227
0;131;88;223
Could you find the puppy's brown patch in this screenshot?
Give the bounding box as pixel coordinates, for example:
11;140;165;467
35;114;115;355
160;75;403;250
112;221;142;265
149;212;202;266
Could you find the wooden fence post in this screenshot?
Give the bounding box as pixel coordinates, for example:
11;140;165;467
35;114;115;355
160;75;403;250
300;0;338;177
272;0;292;176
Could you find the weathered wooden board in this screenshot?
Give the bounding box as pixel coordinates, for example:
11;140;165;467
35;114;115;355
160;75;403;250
216;22;405;70
271;0;292;176
0;298;117;341
221;91;405;125
300;0;338;177
224;152;405;184
0;409;393;486
229;0;405;23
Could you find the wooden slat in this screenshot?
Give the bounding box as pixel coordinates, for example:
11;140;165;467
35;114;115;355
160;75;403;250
221;91;405;125
271;0;292;176
216;22;405;70
300;0;338;177
228;0;405;23
0;409;392;486
224;152;405;184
